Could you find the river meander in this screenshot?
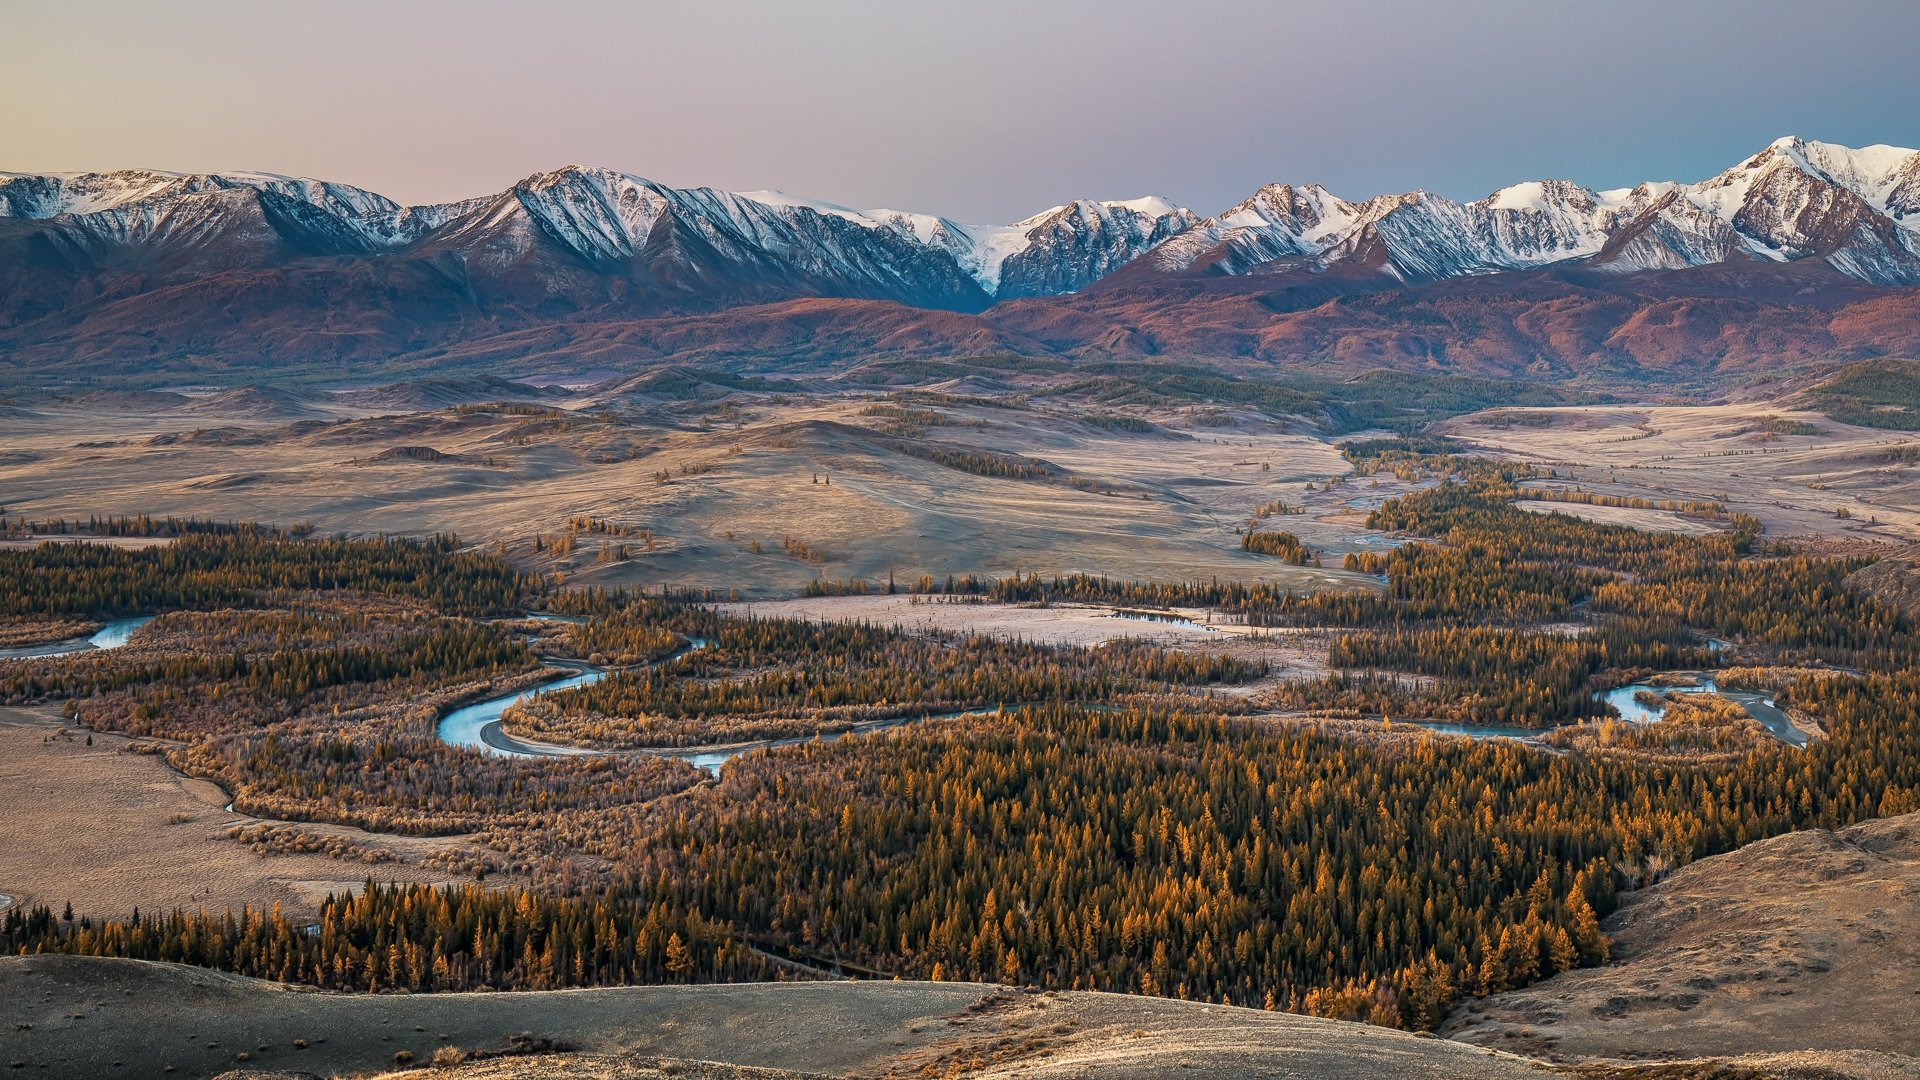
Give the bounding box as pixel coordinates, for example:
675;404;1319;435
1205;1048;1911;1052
0;616;154;660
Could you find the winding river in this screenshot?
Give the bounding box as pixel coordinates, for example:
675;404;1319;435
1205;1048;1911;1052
1400;675;1811;747
435;632;1022;775
1598;676;1809;747
436;615;1812;768
0;605;1820;779
435;669;1812;775
434;661;609;759
0;615;154;660
436;659;997;775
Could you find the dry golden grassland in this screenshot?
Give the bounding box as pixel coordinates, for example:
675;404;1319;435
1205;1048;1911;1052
0;705;512;921
1447;404;1920;543
0;393;1404;597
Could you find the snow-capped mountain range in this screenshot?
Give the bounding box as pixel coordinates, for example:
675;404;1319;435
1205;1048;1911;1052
0;165;1197;309
4;136;1919;317
1146;138;1920;285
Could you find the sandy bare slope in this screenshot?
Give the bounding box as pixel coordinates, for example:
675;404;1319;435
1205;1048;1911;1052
1444;811;1920;1063
1846;544;1920;615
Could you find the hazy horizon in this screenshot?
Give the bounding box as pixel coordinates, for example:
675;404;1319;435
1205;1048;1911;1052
5;0;1918;221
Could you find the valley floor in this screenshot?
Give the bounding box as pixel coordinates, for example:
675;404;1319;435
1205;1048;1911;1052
8;385;1920;1078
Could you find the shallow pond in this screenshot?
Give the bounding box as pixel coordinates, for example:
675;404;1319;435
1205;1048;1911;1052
1403;721;1545;742
1107;609;1204;628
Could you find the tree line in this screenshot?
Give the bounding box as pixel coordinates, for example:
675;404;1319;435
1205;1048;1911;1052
0;531;530;618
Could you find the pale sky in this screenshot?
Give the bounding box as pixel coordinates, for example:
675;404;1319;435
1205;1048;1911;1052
4;0;1917;222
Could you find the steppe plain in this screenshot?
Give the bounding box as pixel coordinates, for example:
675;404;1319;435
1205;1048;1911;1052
4;377;1913;599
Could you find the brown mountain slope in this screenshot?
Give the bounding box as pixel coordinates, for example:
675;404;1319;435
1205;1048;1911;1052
379;299;1047;379
4;256;1919;391
996;262;1920;382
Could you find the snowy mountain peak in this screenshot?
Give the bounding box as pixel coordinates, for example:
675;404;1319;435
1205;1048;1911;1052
985;196;1196;297
6;138;1920;306
1103;195;1185;218
1479;179;1596;214
1762;137;1920;220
